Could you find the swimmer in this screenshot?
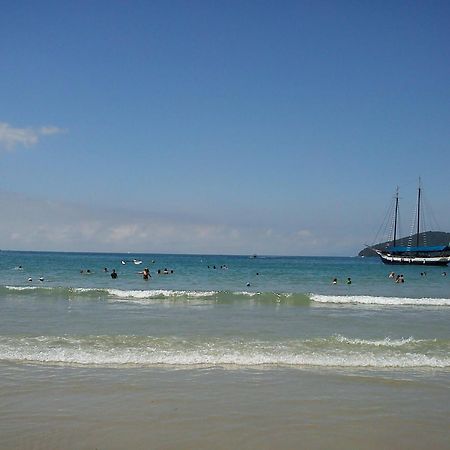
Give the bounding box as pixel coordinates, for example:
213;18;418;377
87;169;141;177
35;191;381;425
139;268;151;280
332;278;337;285
347;277;352;285
110;269;118;279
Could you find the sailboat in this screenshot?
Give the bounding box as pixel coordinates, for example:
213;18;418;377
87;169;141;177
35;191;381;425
374;181;450;266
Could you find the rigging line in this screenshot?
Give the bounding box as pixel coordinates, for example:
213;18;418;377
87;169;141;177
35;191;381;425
407;195;419;248
372;195;396;246
422;193;441;231
420;200;428;246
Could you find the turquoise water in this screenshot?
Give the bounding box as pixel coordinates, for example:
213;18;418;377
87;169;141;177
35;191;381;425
0;250;449;369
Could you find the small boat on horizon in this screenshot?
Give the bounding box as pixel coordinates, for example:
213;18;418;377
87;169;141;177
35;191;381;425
373;180;450;266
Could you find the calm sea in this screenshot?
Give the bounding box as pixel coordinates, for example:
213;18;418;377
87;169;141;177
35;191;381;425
1;251;449;449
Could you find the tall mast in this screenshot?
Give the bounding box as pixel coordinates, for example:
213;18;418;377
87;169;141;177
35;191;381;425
393;186;399;247
416;178;421;247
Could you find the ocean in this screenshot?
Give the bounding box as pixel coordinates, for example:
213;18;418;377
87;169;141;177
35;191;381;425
0;251;449;449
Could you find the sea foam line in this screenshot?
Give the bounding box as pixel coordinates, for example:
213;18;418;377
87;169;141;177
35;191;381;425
3;285;219;299
0;335;448;368
1;347;447;368
5;286;42;291
105;289;217;299
333;335;425;347
4;285;449;307
310;294;450;307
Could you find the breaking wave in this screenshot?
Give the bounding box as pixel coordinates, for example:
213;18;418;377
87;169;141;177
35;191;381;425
1;286;311;305
0;334;448;368
2;286;450;307
310;294;450;307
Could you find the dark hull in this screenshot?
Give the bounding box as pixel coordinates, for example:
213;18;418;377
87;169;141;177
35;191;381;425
376;250;449;266
380;258;449;266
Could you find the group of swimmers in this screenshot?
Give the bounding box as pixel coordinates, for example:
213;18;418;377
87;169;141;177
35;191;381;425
332;277;352;285
332;270;448;286
15;265;44;282
110;267;175;280
27;276;44;282
77;265;174;280
388;272;405;283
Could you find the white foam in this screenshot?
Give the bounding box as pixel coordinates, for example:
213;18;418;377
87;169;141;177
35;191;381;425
105;289;218;299
72;288;99;293
310;294;450;307
333;335;423;347
0;336;448;368
233;291;260;297
1;348;446;368
5;286;40;291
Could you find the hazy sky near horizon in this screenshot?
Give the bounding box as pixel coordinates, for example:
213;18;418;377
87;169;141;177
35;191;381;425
1;1;450;255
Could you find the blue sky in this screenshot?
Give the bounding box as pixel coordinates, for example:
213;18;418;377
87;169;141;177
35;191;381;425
1;0;449;255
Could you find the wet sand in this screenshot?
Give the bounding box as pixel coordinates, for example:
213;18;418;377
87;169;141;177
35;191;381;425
1;363;449;450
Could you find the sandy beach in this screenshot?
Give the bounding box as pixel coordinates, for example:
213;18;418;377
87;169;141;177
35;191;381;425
1;363;449;450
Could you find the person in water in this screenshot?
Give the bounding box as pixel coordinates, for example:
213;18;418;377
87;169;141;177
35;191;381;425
110;269;118;279
395;274;405;283
140;268;151;280
332;278;337;285
347;277;352;285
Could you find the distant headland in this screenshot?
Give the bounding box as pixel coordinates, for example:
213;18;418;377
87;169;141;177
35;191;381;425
359;231;450;257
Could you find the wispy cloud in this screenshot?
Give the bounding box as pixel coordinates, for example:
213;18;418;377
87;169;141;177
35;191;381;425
0;122;66;151
0;191;363;256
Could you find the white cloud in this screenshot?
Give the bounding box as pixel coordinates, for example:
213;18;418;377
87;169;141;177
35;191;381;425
0;191;363;256
39;125;66;136
0;122;66;151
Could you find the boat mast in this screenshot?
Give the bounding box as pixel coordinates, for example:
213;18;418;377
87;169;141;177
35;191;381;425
393;186;399;247
416;178;421;247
